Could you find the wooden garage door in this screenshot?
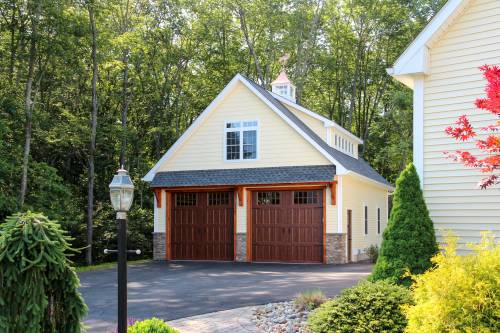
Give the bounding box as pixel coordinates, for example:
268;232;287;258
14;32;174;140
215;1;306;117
252;190;323;263
171;191;234;260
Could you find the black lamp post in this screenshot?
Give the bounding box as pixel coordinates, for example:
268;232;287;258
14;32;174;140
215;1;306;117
108;167;135;333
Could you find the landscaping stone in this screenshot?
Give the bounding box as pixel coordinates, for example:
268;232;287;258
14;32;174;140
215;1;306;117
252;301;312;333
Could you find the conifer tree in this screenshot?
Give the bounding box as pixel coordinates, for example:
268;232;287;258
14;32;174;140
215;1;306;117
371;163;438;285
0;212;87;333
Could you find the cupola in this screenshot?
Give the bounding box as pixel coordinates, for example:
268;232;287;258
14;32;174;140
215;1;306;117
271;71;296;102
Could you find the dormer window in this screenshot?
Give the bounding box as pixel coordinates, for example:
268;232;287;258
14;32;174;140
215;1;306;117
271;71;296;102
224;120;258;161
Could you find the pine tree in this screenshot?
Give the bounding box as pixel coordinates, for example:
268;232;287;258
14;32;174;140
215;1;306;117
371;163;438;286
0;212;87;333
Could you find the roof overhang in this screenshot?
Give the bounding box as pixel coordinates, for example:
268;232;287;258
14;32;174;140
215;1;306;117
387;0;470;88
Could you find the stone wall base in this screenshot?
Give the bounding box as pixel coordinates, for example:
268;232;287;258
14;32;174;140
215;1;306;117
235;233;247;262
153;232;166;260
325;233;347;264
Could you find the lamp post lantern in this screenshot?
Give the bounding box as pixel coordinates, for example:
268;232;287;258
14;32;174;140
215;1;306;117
109;167;134;333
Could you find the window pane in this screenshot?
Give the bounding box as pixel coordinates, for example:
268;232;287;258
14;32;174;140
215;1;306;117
176;193;197;206
226;131;240;160
243;130;256;159
294;191;319;204
243;121;257;127
208;192;230;206
226;122;240;128
257;192;280;205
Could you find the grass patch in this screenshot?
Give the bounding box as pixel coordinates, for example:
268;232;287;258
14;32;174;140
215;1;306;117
75;259;151;273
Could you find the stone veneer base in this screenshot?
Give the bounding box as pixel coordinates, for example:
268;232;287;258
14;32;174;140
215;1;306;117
153;232;166;260
325;233;347;264
235;233;247;262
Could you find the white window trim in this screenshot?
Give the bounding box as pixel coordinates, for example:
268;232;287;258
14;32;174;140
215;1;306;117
223;120;259;162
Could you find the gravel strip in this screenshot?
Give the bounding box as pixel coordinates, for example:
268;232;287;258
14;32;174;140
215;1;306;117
252;302;312;333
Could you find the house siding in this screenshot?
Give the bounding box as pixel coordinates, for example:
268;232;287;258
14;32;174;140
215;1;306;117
341;174;387;261
158;82;330;172
423;0;500;250
286;105;327;141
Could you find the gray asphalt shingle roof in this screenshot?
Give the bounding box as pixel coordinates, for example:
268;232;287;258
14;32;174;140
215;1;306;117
240;75;391;187
151;165;336;188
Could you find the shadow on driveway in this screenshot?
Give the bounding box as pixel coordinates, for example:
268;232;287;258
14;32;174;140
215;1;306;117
79;261;372;332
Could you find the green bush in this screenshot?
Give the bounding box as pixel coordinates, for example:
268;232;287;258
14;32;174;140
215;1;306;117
0;212;87;333
365;244;379;263
128;318;179;333
294;289;327;310
371;163;438;285
307;280;413;333
404;234;500;333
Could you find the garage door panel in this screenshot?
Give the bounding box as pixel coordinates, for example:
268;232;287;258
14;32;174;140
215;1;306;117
252;190;323;263
171;192;234;261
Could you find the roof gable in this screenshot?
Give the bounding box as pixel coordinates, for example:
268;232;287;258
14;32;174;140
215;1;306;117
143;74;391;189
388;0;471;87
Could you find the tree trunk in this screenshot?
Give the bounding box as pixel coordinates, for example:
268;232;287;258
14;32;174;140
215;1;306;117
20;0;41;207
86;0;98;266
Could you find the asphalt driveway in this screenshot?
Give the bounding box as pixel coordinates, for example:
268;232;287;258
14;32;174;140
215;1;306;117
79;261;372;332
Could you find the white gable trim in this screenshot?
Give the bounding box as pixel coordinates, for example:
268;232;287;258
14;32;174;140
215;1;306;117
387;0;470;88
143;74;348;181
270;91;363;144
143;75;242;181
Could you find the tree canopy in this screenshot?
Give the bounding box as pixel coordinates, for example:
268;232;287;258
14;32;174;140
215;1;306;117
0;0;446;264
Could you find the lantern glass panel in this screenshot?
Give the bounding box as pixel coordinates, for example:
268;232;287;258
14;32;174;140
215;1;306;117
121;189;134;211
110;189;122;211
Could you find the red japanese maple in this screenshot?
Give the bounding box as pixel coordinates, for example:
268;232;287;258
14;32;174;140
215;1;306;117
444;65;500;189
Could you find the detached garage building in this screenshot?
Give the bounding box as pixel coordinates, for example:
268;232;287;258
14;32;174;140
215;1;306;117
143;73;393;264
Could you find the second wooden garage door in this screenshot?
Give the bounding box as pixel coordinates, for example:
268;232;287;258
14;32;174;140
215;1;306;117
171;191;234;260
251;190;323;263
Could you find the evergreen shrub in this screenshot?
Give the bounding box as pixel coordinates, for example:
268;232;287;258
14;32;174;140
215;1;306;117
0;211;87;333
371;163;438;285
307;280;413;333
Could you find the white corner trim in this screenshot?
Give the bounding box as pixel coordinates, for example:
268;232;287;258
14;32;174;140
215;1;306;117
326;127;332;146
413;77;425;188
270;91;363;144
337;175;343;233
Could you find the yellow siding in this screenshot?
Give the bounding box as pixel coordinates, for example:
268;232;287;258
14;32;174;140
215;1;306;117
325;186;339;234
341;174;388;262
286;105;327;141
153;189;166;233
159;82;330;171
424;0;500;250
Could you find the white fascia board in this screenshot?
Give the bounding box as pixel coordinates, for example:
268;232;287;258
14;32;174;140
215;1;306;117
388;0;469;87
270;91;363;144
239;77;348;174
142;75;242;182
343;170;395;192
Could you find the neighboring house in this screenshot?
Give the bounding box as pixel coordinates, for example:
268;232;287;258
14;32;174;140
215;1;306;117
388;0;500;251
143;71;392;264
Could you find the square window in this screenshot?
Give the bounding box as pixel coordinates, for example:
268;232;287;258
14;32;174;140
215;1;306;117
225;120;257;161
176;193;197;206
257;192;280;205
208;192;230;206
294;191;319;204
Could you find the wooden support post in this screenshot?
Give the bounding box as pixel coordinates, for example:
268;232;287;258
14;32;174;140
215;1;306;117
236;186;244;206
331;181;337;205
153;188;162;208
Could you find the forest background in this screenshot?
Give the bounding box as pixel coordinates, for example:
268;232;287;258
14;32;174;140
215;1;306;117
0;0;446;264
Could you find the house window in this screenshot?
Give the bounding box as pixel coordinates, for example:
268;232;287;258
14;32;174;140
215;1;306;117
225;120;258;161
208;192;230;206
364;205;368;235
257;192;280;205
294;191;319;204
275;84;288;96
377;208;381;234
176;193;197;206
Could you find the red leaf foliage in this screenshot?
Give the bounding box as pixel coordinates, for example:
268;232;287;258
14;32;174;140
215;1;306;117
444;65;500;189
